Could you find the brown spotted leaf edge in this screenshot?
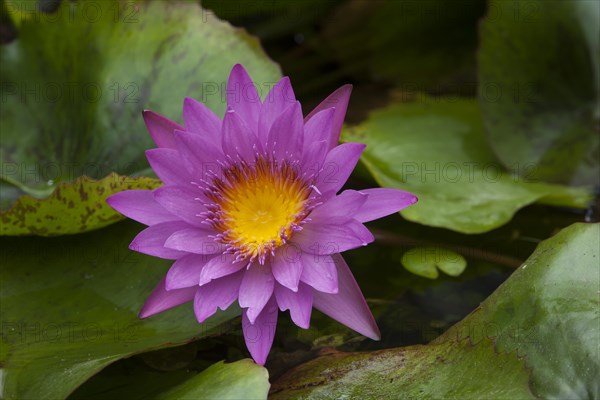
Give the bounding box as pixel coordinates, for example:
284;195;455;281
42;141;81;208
0;173;161;236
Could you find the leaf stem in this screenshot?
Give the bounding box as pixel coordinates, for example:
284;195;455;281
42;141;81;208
370;228;523;269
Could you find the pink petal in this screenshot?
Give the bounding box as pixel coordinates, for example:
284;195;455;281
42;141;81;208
129;221;190;260
239;264;275;324
145;148;192;186
139;277;196;318
310;190;368;221
227;64;261;131
142;110;183;149
166;253;213;290
107;190;176;226
274;282;313;329
198;254;247;286
347;220;375;245
194;270;244;323
301;140;328;179
271;245;303;292
174;130;224;181
316;143;365;194
292;218;373;255
355;188;418;222
304;107;334;147
299;253;338;294
242;296;278;365
222;108;258;162
183;97;222;146
266;101;303;161
258;76;296;146
304;84;352;149
164;227;218;254
152;185;206;227
313;254;380;340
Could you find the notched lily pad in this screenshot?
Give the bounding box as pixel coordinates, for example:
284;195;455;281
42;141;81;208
344;98;592;233
401;246;467;279
0;173;161;236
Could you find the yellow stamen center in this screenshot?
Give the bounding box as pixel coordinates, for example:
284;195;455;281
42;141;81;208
207;157;311;262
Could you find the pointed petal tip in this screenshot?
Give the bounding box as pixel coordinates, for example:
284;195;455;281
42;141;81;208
295;319;310;330
301;323;311;330
242;299;278;366
198;276;211;286
105;194;116;207
182;97;195;109
340;83;353;91
367;325;381;341
251;355;267;366
142;109;161;121
245;308;258;325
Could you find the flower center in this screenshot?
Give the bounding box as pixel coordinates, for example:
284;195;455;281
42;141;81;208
206;157;312;264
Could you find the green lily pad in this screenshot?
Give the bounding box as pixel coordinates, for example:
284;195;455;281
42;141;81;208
1;173;161;236
0;220;241;400
436;222;600;398
0;0;280;196
271;338;533;399
157;359;269;400
401;247;467;279
479;0;600;185
270;223;599;398
344;98;592;233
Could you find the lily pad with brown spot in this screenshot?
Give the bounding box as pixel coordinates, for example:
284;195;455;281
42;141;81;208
0;173;161;236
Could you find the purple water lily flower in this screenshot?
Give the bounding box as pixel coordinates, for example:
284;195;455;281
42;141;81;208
108;64;417;365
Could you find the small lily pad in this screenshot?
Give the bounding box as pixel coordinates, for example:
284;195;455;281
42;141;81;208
401;247;467;279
